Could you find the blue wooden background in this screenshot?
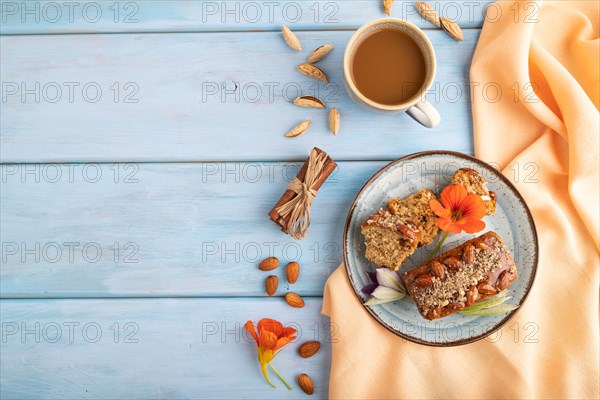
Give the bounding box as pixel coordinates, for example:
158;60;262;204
0;1;485;398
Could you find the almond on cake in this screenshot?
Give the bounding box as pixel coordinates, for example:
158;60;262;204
387;189;439;247
361;209;422;270
451;168;497;215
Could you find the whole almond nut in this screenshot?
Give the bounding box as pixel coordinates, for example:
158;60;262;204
447;301;465;311
397;224;417;241
484;233;498;244
478;282;497;295
286;262;300;284
466;285;478;306
306;44;334;63
414;274;434;287
367;212;383;223
298;373;314;395
430;261;445;279
297;63;328;83
443;256;463;270
497;270;510;291
298;341;320;358
265;275;278;296
285;292;305;308
281;25;302;51
475;241;488;251
426;307;442;320
258;257;279;271
462;243;475;264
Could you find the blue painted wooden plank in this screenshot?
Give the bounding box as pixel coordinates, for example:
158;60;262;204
0;0;492;34
0;29;477;163
0;161;392;298
0;297;330;399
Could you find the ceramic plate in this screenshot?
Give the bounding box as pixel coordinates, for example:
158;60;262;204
343;151;538;346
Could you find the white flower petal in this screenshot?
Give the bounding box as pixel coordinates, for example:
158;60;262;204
365;297;398;306
376;268;405;292
371;286;404;300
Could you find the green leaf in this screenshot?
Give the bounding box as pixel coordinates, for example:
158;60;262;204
461;290;510;311
459;303;518;316
458;291;518;316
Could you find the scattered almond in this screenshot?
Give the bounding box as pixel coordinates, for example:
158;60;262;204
329;108;340;135
383;0;394;15
285;292;305;308
306;44;335;63
281;25;302;51
298;374;314;395
265;275;278;296
298;341;321;358
415;2;440;27
293;96;325;109
297;63;328;83
285;120;311;138
286;262;300;284
258;257;279;271
440;17;464;41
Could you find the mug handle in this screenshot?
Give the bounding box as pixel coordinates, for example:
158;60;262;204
406;100;441;128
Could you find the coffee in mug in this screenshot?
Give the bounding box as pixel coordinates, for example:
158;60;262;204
343;18;441;128
351;28;427;106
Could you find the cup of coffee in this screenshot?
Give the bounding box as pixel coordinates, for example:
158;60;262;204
343;18;440;128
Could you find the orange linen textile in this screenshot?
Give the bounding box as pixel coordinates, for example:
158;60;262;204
322;1;599;398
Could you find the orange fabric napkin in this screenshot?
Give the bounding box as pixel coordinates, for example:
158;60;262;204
322;1;599;398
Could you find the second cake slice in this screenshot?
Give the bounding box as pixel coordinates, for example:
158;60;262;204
387;189;439;247
361;209;422;270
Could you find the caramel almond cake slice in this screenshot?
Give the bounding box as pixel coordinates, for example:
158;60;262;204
403;232;518;320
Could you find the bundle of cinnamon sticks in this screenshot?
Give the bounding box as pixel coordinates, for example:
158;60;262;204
269;147;337;239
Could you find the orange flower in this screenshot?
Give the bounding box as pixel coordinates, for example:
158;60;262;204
430;184;486;234
244;318;296;389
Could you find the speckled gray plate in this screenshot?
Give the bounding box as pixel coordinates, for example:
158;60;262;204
343;151;538;346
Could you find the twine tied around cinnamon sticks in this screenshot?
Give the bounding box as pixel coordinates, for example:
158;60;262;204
269;148;337;240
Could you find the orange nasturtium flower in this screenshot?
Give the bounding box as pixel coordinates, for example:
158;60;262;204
429;184;487;234
244;318;296;389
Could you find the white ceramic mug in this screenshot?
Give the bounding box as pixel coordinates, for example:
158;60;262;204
343;18;440;128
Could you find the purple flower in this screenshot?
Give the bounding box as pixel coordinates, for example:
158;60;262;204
361;271;379;295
